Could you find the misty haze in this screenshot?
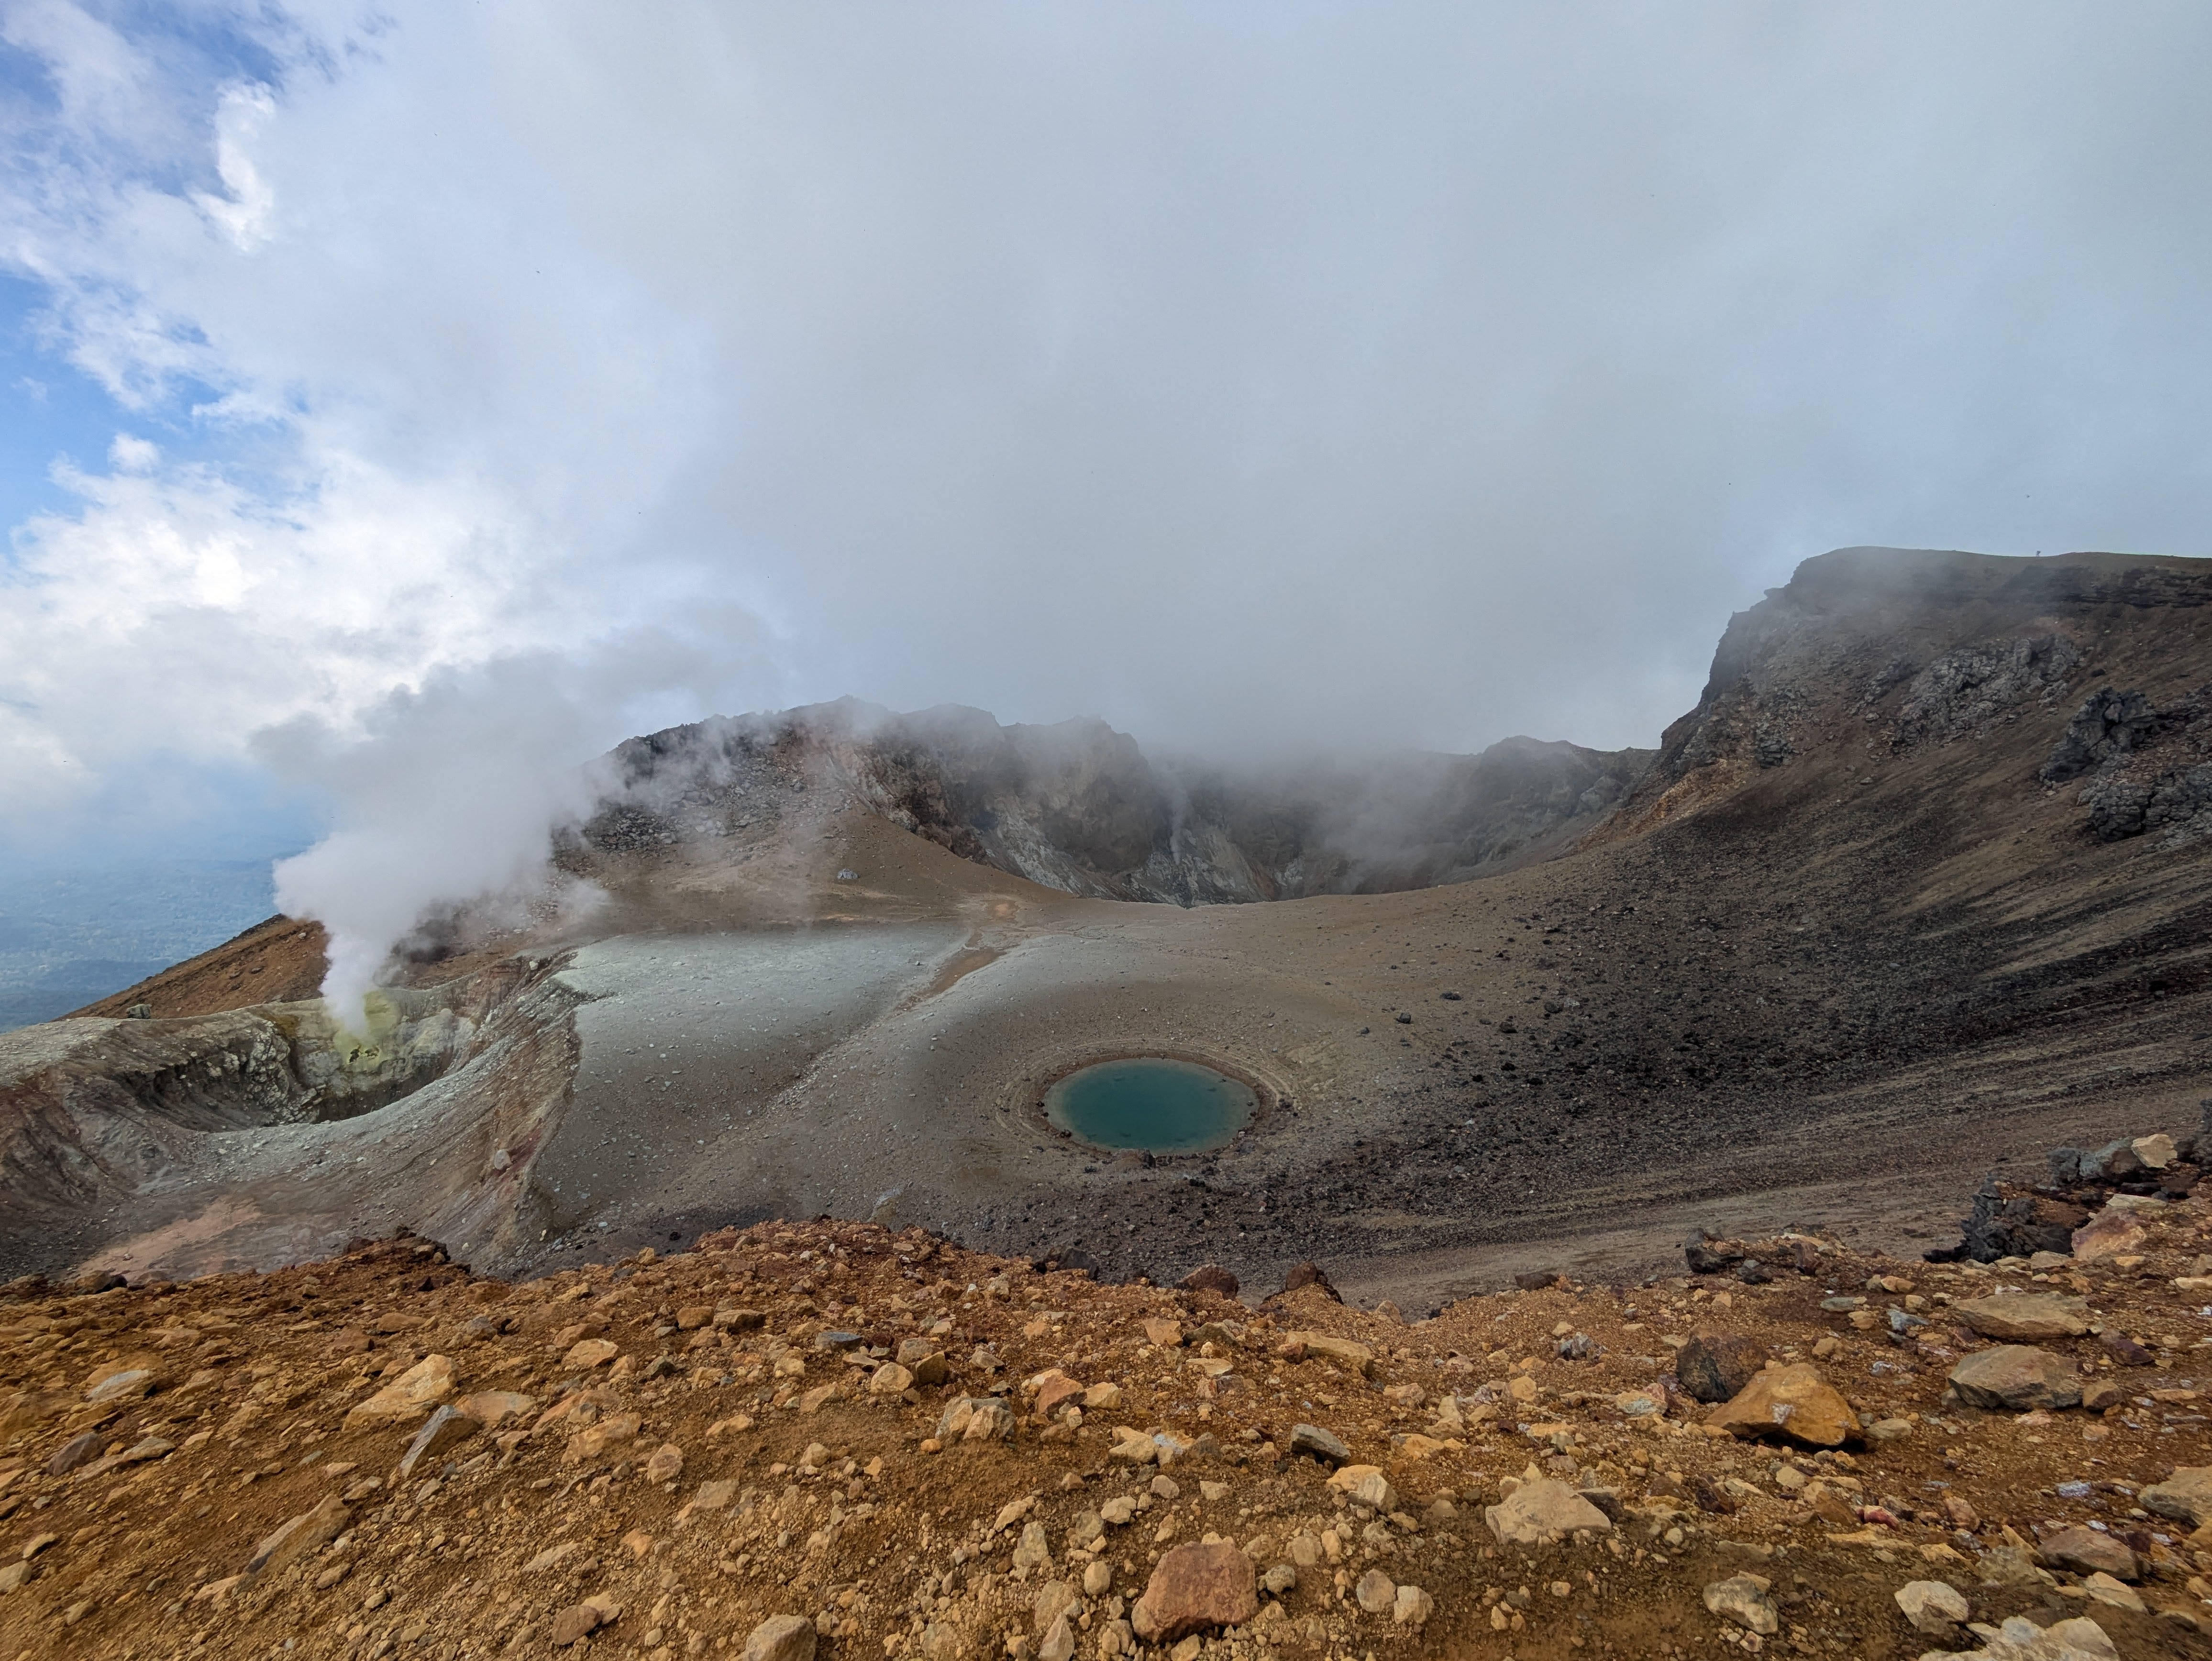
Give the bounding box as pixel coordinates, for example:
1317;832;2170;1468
1;8;2210;1659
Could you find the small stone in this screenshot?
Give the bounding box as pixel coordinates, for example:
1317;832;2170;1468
1289;1424;1350;1464
1282;1261;1338;1298
1262;1563;1297;1595
935;1396;1016;1443
1179;1265;1239;1299
1892;1579;1969;1635
1144;1318;1185;1348
1327;1464;1397;1512
398;1405;478;1479
1705;1363;1859;1448
1392;1583;1434;1626
1039;1613;1075;1661
1130;1541;1259;1642
1952;1294;2091;1340
1947;1346;2082;1411
2081;1378;2125;1410
563;1411;641;1462
1867;1418;1914;1443
1702;1573;1779;1636
47;1430;107;1475
741;1614;818;1661
2079;1572;2145;1613
2041;1525;2136;1580
452;1389;536;1428
1676;1333;1767;1404
245;1494;350;1578
84;1367;157;1405
1484;1479;1613;1544
550;1603;603;1647
1199;1480;1228;1501
868;1362;913;1395
1354;1568;1396;1614
645;1443;684;1483
0;1562;29;1596
1081;1381;1122;1410
1284;1331;1374;1374
562;1337;620;1370
1084;1561;1114;1596
1033;1579;1078;1635
1012;1521;1051;1572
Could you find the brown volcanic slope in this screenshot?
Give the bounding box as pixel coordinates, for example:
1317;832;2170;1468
2;1207;2211;1661
5;547;2212;1306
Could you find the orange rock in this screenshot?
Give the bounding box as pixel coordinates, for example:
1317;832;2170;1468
343;1355;455;1429
1130;1542;1257;1642
1705;1363;1859;1448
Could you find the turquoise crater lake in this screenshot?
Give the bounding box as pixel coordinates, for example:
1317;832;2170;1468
1043;1057;1257;1152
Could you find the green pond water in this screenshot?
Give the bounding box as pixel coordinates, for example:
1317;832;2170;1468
1044;1057;1255;1151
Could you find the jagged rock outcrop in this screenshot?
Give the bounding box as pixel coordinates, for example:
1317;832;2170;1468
1595;546;2212;843
584;699;1651;904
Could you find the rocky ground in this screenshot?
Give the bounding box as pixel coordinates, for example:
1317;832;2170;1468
4;1140;2212;1661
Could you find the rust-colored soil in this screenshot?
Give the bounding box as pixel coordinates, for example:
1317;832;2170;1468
70;919;329;1022
2;1196;2208;1660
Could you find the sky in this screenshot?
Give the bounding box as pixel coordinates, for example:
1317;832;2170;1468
4;2;2212;1008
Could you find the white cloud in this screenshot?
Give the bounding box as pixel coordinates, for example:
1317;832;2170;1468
4;0;2212;993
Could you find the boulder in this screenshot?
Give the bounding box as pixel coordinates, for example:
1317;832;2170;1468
1483;1479;1613;1544
2132;1133;2177;1170
2141;1466;2212;1528
1684;1230;1747;1275
1948;1347;2081;1412
1705;1364;1860;1448
1676;1333;1766;1404
1953;1179;2090;1262
343;1354;456;1429
2039;1525;2136;1581
1951;1294;2090;1340
1129;1542;1258;1642
2071;1209;2147;1262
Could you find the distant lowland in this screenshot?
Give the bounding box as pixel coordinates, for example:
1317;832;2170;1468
0;860;286;1030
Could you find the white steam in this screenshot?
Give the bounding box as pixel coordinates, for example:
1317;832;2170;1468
262;628;781;1032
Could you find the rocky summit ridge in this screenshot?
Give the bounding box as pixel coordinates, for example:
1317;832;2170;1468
2;1130;2211;1661
585;701;1650;907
